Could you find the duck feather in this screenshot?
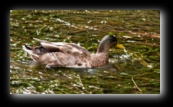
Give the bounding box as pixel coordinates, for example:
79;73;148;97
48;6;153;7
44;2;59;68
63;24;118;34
23;35;117;68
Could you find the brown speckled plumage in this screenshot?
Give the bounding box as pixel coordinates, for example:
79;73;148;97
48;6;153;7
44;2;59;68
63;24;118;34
22;35;117;68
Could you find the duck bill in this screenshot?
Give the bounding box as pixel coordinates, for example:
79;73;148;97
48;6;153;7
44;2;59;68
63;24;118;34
116;43;125;49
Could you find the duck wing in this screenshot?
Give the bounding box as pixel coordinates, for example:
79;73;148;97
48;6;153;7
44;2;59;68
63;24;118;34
33;38;91;56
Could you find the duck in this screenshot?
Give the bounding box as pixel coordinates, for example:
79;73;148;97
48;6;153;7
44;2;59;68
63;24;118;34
22;35;117;68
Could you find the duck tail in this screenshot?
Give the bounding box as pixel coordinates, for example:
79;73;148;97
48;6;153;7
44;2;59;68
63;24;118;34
22;45;39;58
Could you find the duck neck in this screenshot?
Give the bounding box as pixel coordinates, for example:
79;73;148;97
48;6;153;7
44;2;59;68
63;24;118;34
96;42;110;54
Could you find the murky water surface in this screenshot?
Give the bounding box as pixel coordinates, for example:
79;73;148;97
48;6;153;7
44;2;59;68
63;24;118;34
10;10;160;94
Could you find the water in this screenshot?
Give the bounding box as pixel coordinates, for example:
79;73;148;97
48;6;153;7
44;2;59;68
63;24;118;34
10;10;160;94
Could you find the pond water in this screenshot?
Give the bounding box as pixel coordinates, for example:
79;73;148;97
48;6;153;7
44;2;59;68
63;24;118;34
10;10;160;94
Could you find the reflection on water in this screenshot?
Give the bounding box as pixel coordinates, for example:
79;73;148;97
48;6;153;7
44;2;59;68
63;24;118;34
10;10;160;94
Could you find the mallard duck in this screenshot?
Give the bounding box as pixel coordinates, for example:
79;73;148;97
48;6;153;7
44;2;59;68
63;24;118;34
22;35;117;68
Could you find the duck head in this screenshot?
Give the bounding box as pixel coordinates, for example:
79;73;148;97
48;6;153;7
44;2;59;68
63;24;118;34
97;35;117;53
